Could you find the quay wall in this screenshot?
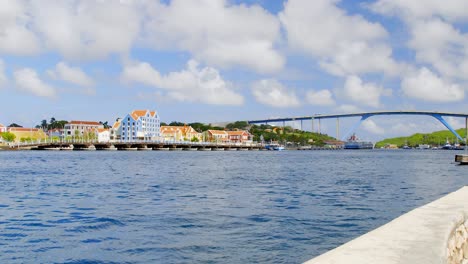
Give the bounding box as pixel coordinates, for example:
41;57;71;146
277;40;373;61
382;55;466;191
305;186;468;264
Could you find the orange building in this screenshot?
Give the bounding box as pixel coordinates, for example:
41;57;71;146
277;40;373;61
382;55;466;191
160;125;201;141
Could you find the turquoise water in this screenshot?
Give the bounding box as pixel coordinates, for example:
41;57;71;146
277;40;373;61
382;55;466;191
0;150;466;263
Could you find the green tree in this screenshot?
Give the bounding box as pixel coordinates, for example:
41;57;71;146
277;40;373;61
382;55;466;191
8;123;22;128
100;121;111;129
40;119;48;130
191;136;199;142
169;121;185;126
1;132;16;142
226;121;249;130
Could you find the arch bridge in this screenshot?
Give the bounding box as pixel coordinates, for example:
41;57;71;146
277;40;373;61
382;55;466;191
247;111;468;142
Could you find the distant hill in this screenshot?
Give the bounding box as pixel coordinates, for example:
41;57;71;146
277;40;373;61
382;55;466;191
375;129;467;148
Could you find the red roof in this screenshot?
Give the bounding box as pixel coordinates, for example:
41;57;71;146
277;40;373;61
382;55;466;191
129;110;157;120
8;127;41;132
69;120;101;126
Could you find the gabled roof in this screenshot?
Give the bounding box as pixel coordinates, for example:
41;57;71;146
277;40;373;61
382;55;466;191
129;110;157;120
161;126;181;131
97;128;109;133
112;120;121;129
207;130;228;135
69;120;101;126
226;130;250;136
0;123;5;128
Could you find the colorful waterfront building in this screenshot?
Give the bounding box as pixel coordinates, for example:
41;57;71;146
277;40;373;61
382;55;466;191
0;123;6;133
204;130;229;143
64;121;103;138
226;130;253;143
160;125;201;142
110;118;122;141
120;110;160;141
47;128;64;138
97;128;110;143
7;127;47;142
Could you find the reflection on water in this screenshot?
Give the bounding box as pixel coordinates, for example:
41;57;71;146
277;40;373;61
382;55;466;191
0;150;466;263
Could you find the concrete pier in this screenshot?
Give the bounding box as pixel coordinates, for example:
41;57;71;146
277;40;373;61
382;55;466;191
304;186;468;264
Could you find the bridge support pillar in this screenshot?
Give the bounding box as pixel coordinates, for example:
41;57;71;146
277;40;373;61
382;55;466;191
432;114;464;142
318;119;321;134
311;118;314;132
336;118;340;140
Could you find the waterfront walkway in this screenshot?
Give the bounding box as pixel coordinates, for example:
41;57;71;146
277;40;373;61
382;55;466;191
305;186;468;264
5;140;262;151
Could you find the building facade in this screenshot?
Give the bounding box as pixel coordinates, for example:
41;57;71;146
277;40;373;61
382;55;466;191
64;121;103;139
110;119;122;141
7;127;47;142
160;125;201;142
0;123;6;133
97;128;110;143
204;130;229;142
226;130;253;143
120;110;160;141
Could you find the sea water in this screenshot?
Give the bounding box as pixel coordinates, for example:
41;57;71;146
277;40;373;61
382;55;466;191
0;150;467;263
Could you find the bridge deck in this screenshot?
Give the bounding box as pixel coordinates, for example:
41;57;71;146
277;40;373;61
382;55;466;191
247;111;468;124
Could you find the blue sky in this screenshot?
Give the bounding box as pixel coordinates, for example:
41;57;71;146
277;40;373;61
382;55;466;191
1;0;468;141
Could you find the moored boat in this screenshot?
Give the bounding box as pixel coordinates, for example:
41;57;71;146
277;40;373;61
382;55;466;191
344;134;373;149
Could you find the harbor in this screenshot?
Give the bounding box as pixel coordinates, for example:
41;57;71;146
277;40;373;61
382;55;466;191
0;149;466;263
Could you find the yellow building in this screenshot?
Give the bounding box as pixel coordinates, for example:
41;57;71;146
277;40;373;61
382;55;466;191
160;125;201;142
8;127;47;142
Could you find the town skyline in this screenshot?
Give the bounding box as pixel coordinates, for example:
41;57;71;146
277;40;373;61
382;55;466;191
1;0;468;141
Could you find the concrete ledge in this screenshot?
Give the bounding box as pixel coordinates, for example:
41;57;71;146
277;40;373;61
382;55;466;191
305;186;468;264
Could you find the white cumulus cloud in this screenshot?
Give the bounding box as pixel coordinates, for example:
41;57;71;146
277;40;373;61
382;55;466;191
0;0;41;55
306;89;335;106
401;67;464;102
362;119;385;135
122;60;243;106
279;0;400;76
251;79;300;108
47;62;94;87
370;1;468;81
30;0;141;60
343;75;392;108
143;0;284;73
14;68;56;98
0;59;7;86
336;104;361;113
370;0;468;22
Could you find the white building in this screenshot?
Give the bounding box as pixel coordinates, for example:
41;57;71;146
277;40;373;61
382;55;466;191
97;128;110;143
64;121;103;138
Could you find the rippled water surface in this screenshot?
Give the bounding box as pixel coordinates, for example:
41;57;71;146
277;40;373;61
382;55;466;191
0;150;467;263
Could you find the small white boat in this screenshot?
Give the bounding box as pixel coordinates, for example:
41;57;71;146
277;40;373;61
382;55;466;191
60;145;74;151
155;148;170;151
44;147;60;151
212;148;224;151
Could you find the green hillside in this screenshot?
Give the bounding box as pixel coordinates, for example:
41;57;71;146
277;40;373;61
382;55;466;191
375;129;467;148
